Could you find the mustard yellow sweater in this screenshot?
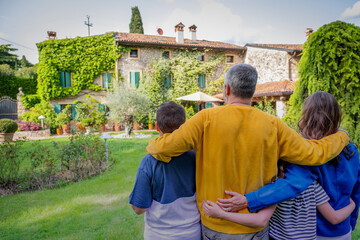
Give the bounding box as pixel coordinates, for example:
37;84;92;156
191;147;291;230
146;105;349;234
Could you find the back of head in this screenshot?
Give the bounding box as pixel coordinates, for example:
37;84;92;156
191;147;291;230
156;101;186;134
224;64;258;99
298;91;342;140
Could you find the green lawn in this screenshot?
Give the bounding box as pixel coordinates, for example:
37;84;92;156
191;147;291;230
1;132;360;240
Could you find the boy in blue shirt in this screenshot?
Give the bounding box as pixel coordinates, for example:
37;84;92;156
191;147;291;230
129;101;200;240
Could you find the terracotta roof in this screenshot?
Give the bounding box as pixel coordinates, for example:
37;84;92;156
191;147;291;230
212;80;296;100
114;32;245;52
245;43;303;52
253;80;296;98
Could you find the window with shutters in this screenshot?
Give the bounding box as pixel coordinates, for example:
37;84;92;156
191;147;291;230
130;72;140;88
54;104;76;120
60;72;72;87
129;49;140;59
198;74;206;88
164;75;171;88
198;55;205;62
101;73;112;89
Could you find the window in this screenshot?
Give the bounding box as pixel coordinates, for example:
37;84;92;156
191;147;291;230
60;72;71;87
198;55;205;62
54;104;76;120
129;49;139;59
102;73;112;89
130;72;140;88
162;51;170;59
164;75;171;88
226;55;235;64
198;74;206;88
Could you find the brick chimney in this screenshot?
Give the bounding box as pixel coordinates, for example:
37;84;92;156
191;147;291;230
189;24;197;41
175;22;185;43
306;28;313;38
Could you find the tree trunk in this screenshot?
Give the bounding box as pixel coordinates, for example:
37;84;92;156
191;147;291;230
124;115;134;137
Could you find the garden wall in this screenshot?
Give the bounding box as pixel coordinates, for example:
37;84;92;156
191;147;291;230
14;129;51;140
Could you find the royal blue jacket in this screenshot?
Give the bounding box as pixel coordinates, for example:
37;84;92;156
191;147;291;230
245;142;360;237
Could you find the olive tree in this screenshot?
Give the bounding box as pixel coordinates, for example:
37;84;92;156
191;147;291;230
105;85;149;137
284;21;360;146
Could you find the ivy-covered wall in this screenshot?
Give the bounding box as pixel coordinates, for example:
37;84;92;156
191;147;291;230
36;34;120;100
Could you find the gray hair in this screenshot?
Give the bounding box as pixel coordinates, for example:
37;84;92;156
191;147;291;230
224;64;258;99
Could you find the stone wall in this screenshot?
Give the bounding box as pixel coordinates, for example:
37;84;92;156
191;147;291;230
244;46;299;84
50;89;107;106
14;129;51;140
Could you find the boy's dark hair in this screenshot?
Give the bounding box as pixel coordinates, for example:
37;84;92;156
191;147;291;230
156;101;186;133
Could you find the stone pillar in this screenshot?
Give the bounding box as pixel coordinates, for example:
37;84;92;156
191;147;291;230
276;96;287;119
17;88;26;117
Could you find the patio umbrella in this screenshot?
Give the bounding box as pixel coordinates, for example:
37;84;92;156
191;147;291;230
176;91;223;111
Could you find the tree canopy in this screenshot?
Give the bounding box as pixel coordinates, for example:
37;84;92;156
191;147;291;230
285;21;360;145
0;44;18;69
129;6;144;34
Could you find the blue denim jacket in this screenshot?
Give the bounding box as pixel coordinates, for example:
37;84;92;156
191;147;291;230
245;142;360;237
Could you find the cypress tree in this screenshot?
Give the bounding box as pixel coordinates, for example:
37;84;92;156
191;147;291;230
284;21;360;146
129;6;144;34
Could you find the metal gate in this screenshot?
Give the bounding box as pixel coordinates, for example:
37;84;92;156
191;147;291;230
0;96;17;120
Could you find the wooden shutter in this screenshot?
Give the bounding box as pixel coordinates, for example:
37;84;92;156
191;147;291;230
130;72;136;88
98;104;104;113
65;72;71;87
107;73;112;88
198;75;206;88
165;75;171;87
60;72;65;87
102;73;108;88
206;102;212;108
54;104;61;114
71;104;77;120
194;103;198;112
135;72;140;88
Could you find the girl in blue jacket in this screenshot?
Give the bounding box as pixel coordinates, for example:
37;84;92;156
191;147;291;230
204;91;360;240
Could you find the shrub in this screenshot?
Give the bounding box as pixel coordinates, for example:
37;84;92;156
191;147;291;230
0;139;24;187
17;121;42;131
81;118;95;127
0;119;18;133
20;94;41;109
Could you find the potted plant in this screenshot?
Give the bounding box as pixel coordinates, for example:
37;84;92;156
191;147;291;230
81;118;95;134
0;119;18;143
93;111;108;132
114;121;122;131
56;105;72;134
148;112;155;130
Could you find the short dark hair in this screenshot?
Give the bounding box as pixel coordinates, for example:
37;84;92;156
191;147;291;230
156;101;186;133
224;64;258;99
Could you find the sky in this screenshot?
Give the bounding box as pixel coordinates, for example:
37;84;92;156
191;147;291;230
1;0;360;64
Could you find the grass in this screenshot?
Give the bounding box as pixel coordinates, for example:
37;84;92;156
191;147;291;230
1;131;360;239
0;131;159;240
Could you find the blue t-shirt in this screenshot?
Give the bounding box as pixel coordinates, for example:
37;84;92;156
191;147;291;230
129;151;200;240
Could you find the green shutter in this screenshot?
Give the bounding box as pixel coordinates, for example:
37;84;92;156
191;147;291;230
71;104;77;120
65;72;71;87
102;73;108;88
206;102;212;108
130;72;136;88
135;72;140;88
194;103;199;112
107;73;112;88
220;102;224;106
60;72;65;87
98;104;104;113
54;104;61;114
164;75;171;87
198;75;205;88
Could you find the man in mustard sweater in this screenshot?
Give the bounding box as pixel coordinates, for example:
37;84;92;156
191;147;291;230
146;64;349;239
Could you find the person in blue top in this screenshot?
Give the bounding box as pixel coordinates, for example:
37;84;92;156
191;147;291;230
215;91;360;239
129;101;200;240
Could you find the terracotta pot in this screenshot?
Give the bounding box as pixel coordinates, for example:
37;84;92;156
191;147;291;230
0;133;15;143
114;122;121;131
77;123;85;132
133;123;141;130
148;123;154;130
62;124;70;134
56;128;63;135
99;124;106;132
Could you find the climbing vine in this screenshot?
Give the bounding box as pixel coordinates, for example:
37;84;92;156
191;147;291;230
139;50;225;122
284;21;360;145
36;34;130;100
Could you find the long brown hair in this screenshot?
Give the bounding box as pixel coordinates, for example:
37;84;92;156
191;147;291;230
297;91;342;140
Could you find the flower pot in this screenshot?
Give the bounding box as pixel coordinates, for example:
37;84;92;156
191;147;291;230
77;123;85;132
99;124;106;132
114;122;121;131
56;128;63;135
62;124;70;134
133;123;141;130
0;133;15;143
148;123;154;130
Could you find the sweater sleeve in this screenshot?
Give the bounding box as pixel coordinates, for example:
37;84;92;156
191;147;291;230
277;119;349;166
146;110;205;162
245;164;317;212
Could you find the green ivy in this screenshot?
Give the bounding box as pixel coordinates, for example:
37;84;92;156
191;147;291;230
284;21;360;146
36;34;129;100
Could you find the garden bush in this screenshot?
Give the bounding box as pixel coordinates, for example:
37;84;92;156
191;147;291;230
0;119;18;133
0;139;24;187
16;121;42;131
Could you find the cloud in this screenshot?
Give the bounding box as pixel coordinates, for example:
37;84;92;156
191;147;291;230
145;0;262;45
0;32;8;38
341;1;360;19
